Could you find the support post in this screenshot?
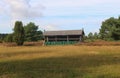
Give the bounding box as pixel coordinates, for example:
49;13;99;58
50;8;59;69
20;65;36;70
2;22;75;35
47;37;49;42
55;36;57;42
67;35;69;42
79;36;81;42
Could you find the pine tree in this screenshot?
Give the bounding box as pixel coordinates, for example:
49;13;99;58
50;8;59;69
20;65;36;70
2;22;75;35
100;17;120;40
13;21;25;46
24;22;43;41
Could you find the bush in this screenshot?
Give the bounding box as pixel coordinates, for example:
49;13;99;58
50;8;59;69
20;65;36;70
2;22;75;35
4;34;13;43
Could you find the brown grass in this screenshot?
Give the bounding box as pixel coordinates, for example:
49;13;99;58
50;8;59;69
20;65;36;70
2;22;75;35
77;40;120;46
0;45;120;78
0;41;44;47
1;40;120;47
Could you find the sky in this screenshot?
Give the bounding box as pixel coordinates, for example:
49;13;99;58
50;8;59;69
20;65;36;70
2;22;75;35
0;0;120;35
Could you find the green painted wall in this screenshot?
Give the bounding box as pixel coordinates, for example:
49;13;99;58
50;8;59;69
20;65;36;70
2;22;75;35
45;41;78;45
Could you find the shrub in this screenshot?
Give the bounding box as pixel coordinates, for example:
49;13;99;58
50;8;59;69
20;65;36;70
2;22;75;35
4;34;13;43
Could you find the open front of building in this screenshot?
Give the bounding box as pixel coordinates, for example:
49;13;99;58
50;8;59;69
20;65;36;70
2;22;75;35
43;29;85;45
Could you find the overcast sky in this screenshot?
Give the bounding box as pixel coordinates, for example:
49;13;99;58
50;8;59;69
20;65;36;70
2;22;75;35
0;0;120;34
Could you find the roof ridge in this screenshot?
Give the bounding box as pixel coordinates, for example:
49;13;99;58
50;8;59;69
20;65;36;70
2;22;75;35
44;29;82;32
43;29;84;36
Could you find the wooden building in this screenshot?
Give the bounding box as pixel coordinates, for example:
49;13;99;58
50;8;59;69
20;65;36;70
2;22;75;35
43;29;85;45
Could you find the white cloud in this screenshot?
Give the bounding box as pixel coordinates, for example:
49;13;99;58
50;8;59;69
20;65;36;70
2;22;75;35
39;0;120;32
3;0;44;20
41;24;59;31
0;0;120;34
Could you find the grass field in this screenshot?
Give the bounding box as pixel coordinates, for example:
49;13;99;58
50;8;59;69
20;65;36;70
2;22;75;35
0;45;120;78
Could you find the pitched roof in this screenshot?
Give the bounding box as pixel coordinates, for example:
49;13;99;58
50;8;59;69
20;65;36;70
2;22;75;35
43;30;84;36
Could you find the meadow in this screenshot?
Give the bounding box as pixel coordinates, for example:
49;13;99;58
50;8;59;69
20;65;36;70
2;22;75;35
0;45;120;78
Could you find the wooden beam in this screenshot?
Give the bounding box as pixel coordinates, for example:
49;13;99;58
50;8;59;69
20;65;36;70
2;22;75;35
79;36;81;42
67;35;69;42
47;37;49;42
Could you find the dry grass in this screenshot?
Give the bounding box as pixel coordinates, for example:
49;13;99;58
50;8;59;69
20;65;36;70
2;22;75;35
0;41;44;47
77;40;120;46
0;45;120;78
0;46;119;61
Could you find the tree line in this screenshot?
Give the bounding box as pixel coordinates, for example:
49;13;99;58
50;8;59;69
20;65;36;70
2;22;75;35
86;16;120;41
0;16;120;45
0;21;43;45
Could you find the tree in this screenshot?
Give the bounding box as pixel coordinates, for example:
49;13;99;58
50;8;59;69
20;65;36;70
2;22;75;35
93;32;99;39
88;32;94;39
13;21;25;46
24;22;43;42
111;17;120;40
0;34;8;42
100;17;120;40
4;34;13;42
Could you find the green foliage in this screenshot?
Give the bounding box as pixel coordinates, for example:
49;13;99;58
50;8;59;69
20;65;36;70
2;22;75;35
24;22;43;42
85;32;94;42
85;32;100;42
0;34;8;42
94;32;99;39
13;21;25;46
111;18;120;40
100;16;120;40
4;34;13;42
88;32;94;39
